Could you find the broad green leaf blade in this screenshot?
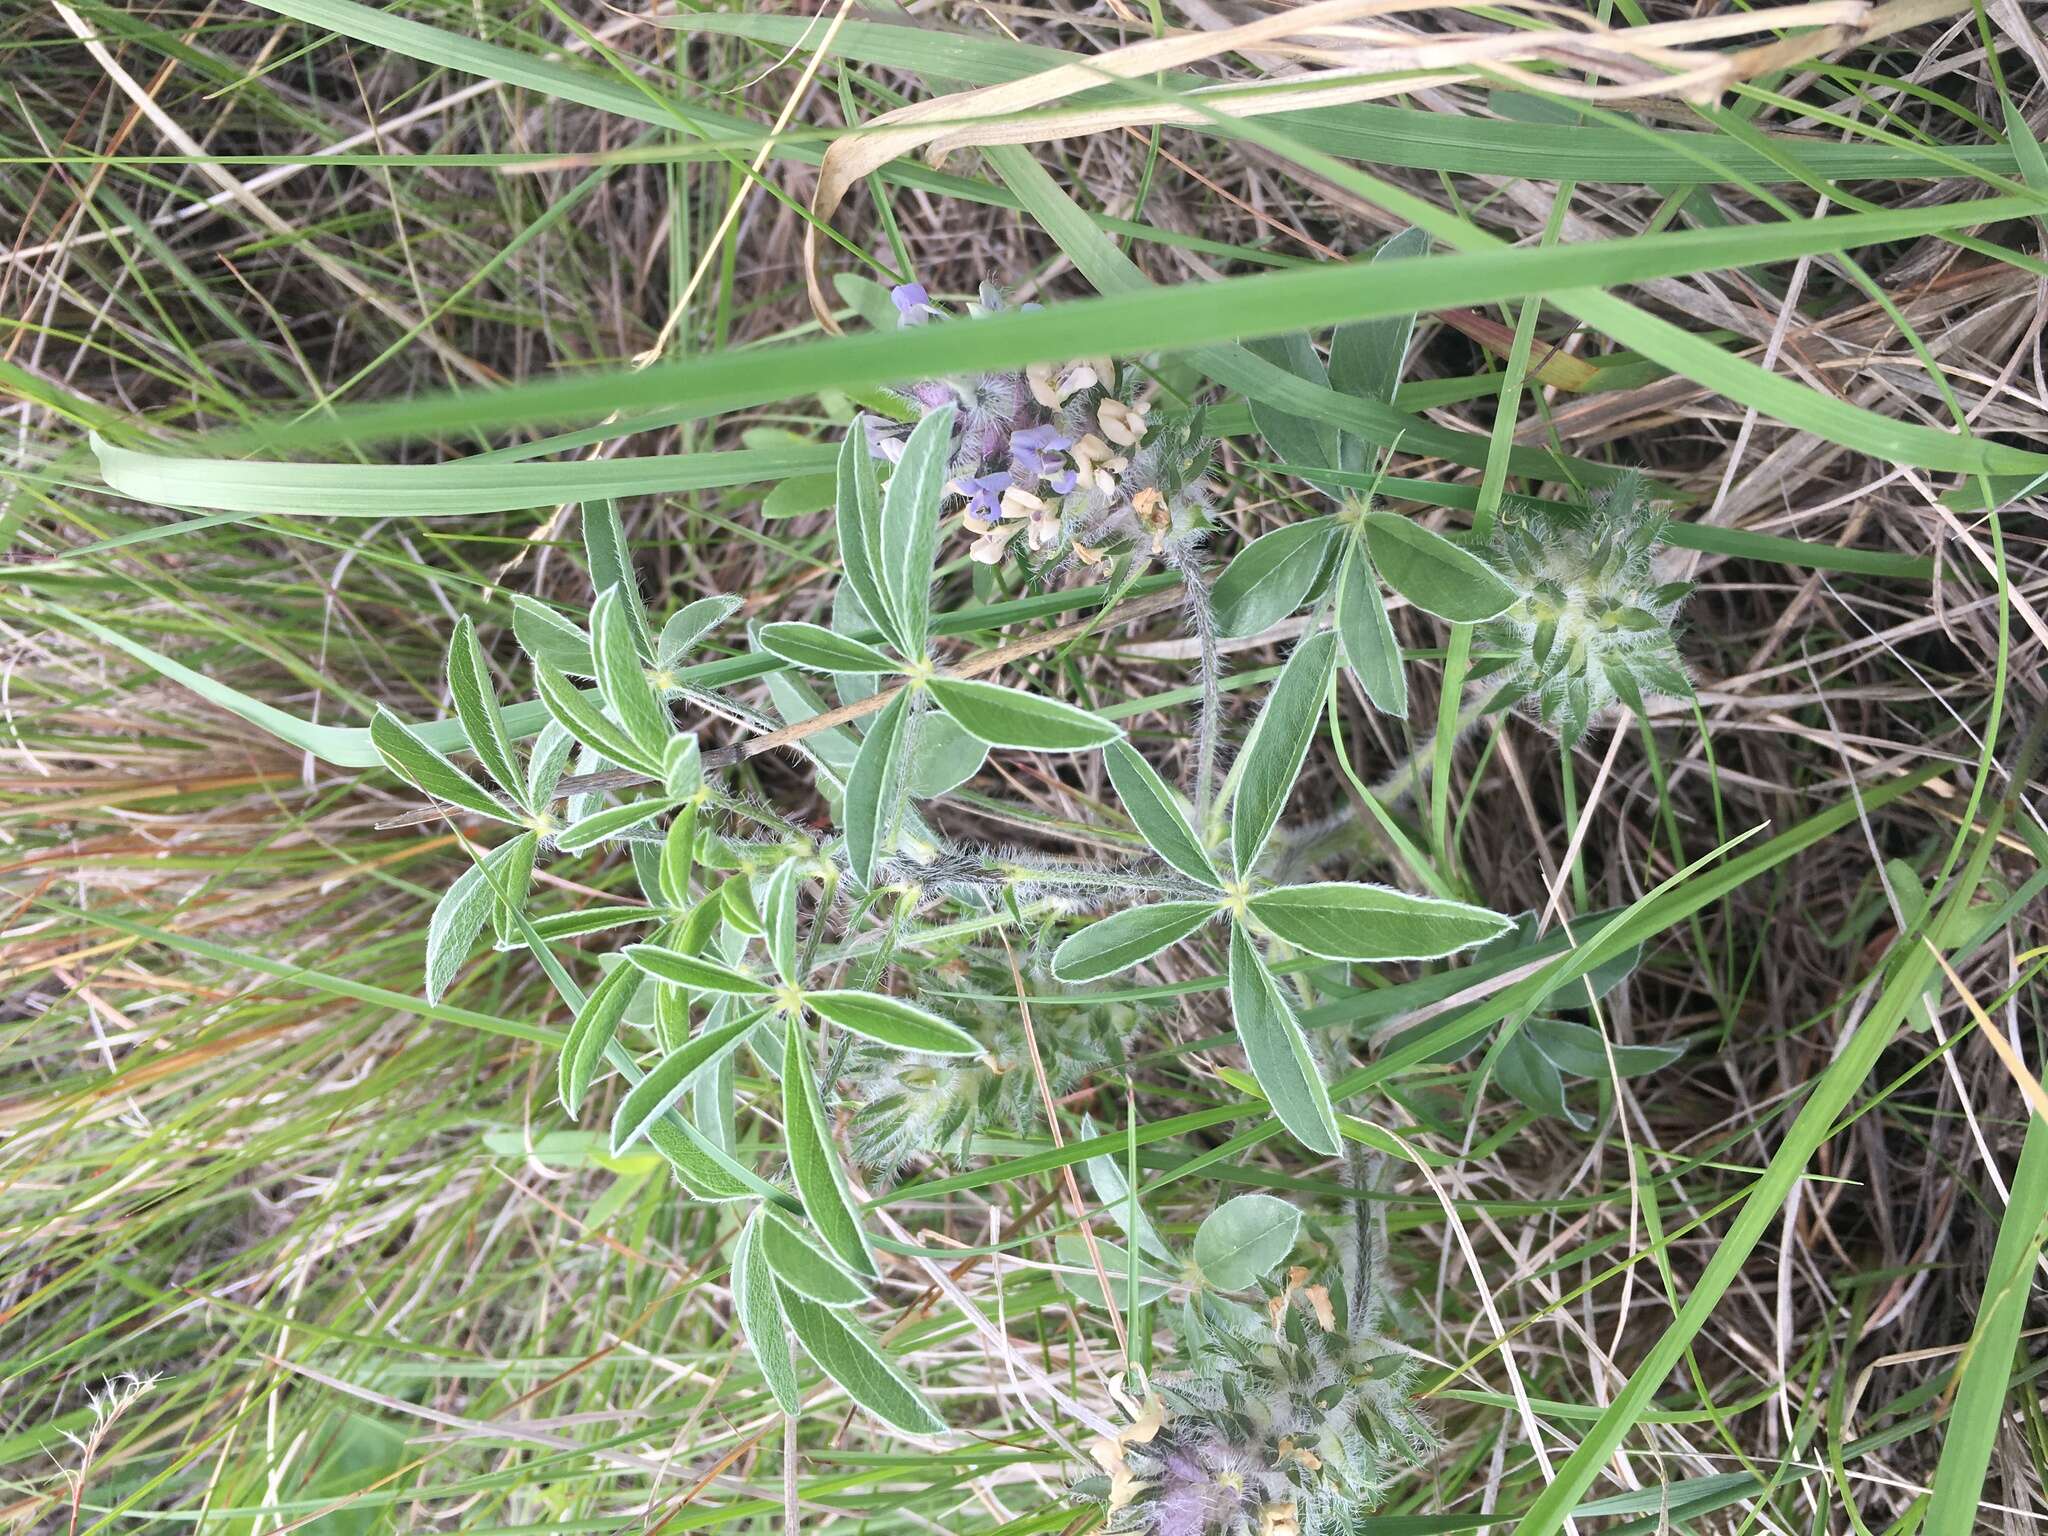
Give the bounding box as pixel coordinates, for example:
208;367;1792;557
533;660;663;778
805;989;979;1055
905;711;987;798
1245;332;1340;479
1246;883;1512;961
1103;740;1221;888
760;862;801;983
447;617;524;806
844;688;913;885
783;1017;880;1279
623;943;762;995
1329;226;1430;409
731;1208;804;1415
370;709;516;823
1054;1234;1174;1309
835;424;901;655
1228;923;1339;1156
1525;1017;1685;1078
1077;1113;1176;1264
1051;901;1220;984
1495;1033;1582;1128
557;952;640;1119
1229;628;1337;878
877;404;955;655
657;593;740;666
927;676;1122;752
582;500;653;654
777;1282;944;1435
759;621;903;675
591;585;671;762
760;1205;872;1308
608;1010;760;1154
662;734;701;799
554;795;675;853
1335;538;1407;716
512;597;594;675
1192;1192;1301;1291
427;832;536;1004
1362;511;1516;622
647;1114;762;1203
1210;517;1338;638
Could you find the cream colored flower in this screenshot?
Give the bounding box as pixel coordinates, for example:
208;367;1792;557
1096;397;1149;447
1026;359;1102;409
1259;1500;1301;1536
1069;433;1128;494
1000;484;1047;522
969;523;1019;563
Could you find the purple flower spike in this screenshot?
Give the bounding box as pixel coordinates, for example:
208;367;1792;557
891;282;932;325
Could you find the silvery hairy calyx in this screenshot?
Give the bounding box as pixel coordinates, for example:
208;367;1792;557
1082;1159;1438;1536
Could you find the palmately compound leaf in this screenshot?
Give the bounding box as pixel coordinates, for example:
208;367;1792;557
1210;517;1339;639
557;951;640;1118
806;989;980;1055
427;830;537;1004
1335;537;1407;717
1227;923;1340;1156
759;1204;872;1307
844;687;914;886
876;404;955;655
1103;740;1222;888
371;708;517;823
731;1208;804;1415
834;424;900;657
776;1281;945;1435
608;1010;761;1154
533;660;664;779
1362;511;1517;622
591;585;673;765
759;621;903;676
782;1016;880;1279
926;676;1121;752
447;617;524;807
1246;883;1513;962
1051;901;1220;984
1192;1192;1301;1291
1229;628;1337;878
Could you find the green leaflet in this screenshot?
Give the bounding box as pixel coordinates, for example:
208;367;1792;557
1361;511;1517;622
1051;902;1220;984
731;1209;804;1415
554;795;676;853
1227;923;1340;1157
926;676;1122;752
657;594;742;667
533;659;662;779
1103;740;1221;888
805;990;979;1055
1209;517;1338;638
557;956;641;1119
427;832;537;1005
447;617;523;807
844;688;914;885
370;709;514;823
760;862;801;983
590;586;671;763
512;597;594;676
1192;1193;1301;1291
835;424;900;657
1246;883;1512;961
1329;227;1431;419
876;406;954;654
1054;1234;1175;1310
759;1205;872;1308
623;943;762;995
1229;629;1337;877
777;1283;945;1435
1334;538;1406;717
782;1017;879;1279
758;621;902;675
608;1010;761;1154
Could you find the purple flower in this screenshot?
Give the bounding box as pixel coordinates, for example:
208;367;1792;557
891;282;932;325
955;471;1011;523
1009;424;1072;481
